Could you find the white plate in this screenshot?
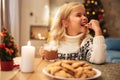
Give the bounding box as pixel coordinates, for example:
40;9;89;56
42;68;101;80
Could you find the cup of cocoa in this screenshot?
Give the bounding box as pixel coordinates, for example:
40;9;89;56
44;41;58;62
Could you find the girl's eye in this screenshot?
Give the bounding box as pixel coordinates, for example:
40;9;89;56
76;14;82;17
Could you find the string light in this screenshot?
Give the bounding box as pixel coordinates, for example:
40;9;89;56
101;9;104;13
86;11;90;15
95;1;98;5
87;0;90;4
91;0;95;4
92;11;96;15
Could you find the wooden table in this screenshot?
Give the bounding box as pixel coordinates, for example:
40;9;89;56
1;57;120;80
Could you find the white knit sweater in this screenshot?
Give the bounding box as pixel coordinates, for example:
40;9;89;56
57;33;106;64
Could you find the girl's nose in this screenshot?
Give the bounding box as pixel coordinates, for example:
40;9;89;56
82;16;88;22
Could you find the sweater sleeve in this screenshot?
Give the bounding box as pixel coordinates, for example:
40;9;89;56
90;36;106;64
80;36;106;64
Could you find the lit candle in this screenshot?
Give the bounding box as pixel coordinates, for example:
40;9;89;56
21;41;35;72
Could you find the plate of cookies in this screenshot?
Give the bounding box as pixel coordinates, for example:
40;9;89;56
42;60;101;80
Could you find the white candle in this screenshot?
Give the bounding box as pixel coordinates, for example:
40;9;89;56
21;41;35;72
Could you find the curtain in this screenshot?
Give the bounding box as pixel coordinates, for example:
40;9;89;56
1;0;20;48
9;0;20;47
0;0;1;43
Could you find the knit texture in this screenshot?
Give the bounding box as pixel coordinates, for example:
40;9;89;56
57;33;106;64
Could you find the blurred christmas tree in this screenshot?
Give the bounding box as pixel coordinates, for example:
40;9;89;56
83;0;109;37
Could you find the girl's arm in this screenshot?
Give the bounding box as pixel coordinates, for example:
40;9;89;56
83;19;106;64
80;36;106;64
89;36;106;64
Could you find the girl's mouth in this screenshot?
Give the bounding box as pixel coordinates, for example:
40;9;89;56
81;23;86;27
81;23;88;27
81;24;84;26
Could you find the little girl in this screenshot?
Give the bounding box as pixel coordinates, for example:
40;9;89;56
40;2;106;64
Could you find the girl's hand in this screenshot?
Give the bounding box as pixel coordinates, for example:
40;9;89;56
39;46;45;59
87;19;103;36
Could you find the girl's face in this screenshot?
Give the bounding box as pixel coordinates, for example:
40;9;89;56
65;6;88;36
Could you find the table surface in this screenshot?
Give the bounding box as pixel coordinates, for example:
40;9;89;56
1;57;120;80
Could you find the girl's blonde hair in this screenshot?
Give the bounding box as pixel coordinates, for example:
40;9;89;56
49;2;86;44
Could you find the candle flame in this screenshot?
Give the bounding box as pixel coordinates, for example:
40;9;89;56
27;41;31;46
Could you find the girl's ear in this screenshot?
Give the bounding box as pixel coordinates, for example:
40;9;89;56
62;20;68;28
